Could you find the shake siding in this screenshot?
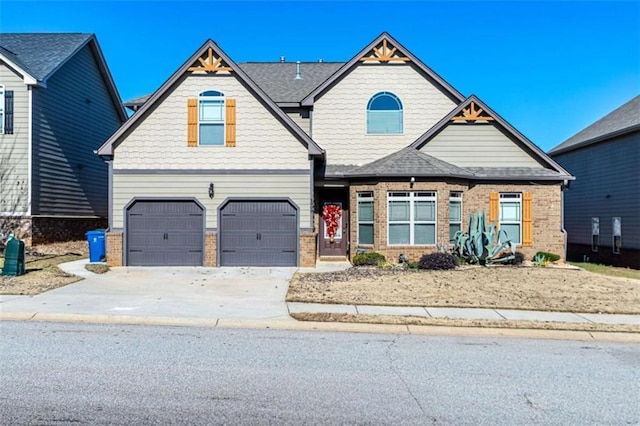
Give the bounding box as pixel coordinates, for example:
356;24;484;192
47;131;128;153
0;64;30;214
420;124;545;168
113;74;309;170
554;134;640;249
285;108;311;135
111;173;312;229
311;64;457;165
31;45;122;217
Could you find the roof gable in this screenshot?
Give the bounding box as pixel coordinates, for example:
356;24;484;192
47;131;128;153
300;32;465;107
549;95;640;155
410;95;573;178
98;39;324;156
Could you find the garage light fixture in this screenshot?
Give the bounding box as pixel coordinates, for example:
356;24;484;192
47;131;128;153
208;183;215;199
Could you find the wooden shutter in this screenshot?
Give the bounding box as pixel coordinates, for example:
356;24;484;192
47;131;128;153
489;192;499;224
187;98;198;147
225;98;236;147
522;192;533;246
4;90;14;134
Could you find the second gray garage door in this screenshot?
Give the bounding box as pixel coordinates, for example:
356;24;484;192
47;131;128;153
219;200;298;266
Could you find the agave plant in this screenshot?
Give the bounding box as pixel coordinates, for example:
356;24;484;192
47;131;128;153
452;211;516;265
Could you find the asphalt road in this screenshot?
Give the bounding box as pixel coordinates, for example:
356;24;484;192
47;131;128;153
0;322;638;425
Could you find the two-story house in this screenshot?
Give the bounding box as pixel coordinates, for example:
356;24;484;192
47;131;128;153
0;33;126;244
98;33;573;267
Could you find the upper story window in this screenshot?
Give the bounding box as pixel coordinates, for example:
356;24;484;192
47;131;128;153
366;91;403;134
199;90;225;145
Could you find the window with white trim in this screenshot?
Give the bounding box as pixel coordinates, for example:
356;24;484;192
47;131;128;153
357;192;374;245
499;193;521;244
449;192;462;242
0;85;4;134
199;90;225;145
388;192;436;245
366;91;403;134
591;217;599;252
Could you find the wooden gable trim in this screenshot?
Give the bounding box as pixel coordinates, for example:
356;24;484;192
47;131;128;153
187;47;233;73
360;38;410;63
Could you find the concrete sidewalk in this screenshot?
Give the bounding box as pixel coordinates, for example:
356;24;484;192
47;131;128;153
1;258;639;342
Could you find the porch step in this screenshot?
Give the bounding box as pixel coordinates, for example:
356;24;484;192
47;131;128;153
318;256;350;262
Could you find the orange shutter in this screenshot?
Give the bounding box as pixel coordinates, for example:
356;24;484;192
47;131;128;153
187;98;198;147
522;192;533;246
489;192;499;224
225;98;236;147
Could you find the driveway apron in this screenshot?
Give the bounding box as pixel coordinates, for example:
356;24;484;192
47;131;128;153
0;264;297;321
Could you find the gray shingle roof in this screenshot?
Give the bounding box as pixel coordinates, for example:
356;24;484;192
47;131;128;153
345;147;474;178
549;95;640;155
0;33;92;81
466;167;568;180
240;62;344;103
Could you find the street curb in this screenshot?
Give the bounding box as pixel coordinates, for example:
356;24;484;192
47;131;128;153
1;312;639;343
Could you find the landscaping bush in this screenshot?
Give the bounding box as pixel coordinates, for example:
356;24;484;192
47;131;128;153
417;252;457;270
407;261;419;270
533;252;560;263
352;252;386;266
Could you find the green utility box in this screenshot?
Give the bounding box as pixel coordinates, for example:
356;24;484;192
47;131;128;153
2;237;26;276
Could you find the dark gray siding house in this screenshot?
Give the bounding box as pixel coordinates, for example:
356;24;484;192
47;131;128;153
0;33;126;244
549;95;640;269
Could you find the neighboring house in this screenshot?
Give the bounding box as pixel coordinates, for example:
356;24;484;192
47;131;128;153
549;95;640;269
98;33;573;267
0;33;126;244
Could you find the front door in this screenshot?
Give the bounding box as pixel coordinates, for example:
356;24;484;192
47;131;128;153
319;189;349;257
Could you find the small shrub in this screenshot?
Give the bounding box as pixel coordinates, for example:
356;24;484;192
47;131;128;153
407;261;419;270
417;252;457;270
533;253;549;267
352;252;386;266
377;260;393;270
534;251;560;263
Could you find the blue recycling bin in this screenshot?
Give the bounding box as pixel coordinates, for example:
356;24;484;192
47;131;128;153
86;230;106;263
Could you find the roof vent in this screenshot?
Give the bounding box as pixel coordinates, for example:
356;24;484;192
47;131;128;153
280;56;285;62
295;61;302;80
318;58;323;63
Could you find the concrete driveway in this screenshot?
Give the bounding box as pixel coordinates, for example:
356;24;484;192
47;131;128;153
0;261;297;322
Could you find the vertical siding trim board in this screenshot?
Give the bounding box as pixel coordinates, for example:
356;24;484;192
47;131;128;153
122;197;206;266
27;87;33;215
216;197;301;267
108;160;113;229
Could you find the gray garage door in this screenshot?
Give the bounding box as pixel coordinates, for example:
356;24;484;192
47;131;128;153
220;200;298;266
126;200;204;266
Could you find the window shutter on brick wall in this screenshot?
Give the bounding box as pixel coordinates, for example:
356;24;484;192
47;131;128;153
187;98;198;147
4;90;14;134
489;192;499;224
522;192;533;246
225;98;236;147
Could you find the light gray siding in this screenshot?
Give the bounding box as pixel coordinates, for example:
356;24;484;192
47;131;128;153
31;44;122;217
285;108;311;135
420;123;545;168
112;173;312;230
553;133;640;249
0;63;30;214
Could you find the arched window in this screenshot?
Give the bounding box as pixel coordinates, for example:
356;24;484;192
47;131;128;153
199;90;225;145
366;91;403;134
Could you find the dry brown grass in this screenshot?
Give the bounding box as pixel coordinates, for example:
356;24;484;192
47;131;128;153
287;266;640;314
291;312;640;333
1;240;88;295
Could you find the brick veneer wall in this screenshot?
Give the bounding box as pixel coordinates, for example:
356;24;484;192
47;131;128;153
300;232;317;267
205;232;217;267
106;231;123;267
349;181;564;263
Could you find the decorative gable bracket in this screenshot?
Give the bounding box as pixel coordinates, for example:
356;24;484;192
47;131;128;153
188;47;233;73
360;39;410;63
451;101;494;122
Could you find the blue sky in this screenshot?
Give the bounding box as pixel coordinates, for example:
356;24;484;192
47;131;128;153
1;1;638;151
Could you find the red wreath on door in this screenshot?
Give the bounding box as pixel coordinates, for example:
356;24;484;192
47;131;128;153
322;204;342;243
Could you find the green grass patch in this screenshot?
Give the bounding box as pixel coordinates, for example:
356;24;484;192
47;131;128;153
569;262;640;280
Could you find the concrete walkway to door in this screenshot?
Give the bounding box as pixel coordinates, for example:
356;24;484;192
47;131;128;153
0;261;297;322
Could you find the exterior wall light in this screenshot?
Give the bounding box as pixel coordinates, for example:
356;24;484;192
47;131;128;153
208;183;215;199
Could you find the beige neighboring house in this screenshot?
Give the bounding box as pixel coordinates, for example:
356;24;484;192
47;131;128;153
98;33;573;267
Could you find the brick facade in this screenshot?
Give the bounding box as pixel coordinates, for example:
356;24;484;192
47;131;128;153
205;232;217;267
300;232;318;267
106;231;123;267
348;181;564;264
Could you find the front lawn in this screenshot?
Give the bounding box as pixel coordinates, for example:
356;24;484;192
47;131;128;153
568;262;640;280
